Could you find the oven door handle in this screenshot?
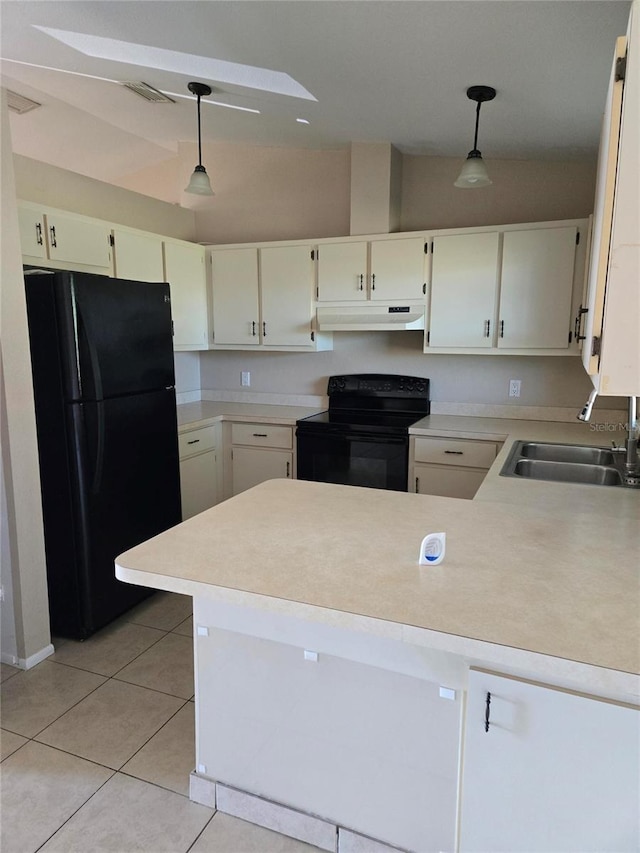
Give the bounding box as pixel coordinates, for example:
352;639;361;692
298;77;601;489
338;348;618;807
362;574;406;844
297;429;407;445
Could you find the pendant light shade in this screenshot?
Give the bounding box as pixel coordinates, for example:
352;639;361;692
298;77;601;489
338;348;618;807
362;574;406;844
184;81;214;196
454;85;496;189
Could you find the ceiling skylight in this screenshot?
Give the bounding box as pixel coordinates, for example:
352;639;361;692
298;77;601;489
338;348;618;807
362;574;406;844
34;27;317;101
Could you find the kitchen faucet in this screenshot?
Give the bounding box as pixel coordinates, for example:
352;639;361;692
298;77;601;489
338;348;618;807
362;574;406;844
577;391;639;487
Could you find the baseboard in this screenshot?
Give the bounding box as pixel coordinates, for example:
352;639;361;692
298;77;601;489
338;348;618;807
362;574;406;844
1;642;54;670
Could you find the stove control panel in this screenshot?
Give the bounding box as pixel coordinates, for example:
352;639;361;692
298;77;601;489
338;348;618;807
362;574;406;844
327;374;429;398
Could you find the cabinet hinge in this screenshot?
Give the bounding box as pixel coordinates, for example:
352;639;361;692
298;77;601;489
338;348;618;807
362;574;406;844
568;330;572;344
311;249;315;261
316;285;319;299
422;283;427;295
109;234;115;247
576;231;580;246
310;330;315;342
426;330;430;344
591;336;601;357
430;241;434;253
424;242;429;254
615;54;627;82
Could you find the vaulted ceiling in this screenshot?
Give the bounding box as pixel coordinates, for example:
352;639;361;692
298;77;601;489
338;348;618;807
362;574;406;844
1;1;631;184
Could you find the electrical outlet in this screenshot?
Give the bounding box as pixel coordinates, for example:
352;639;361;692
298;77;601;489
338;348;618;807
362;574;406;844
509;379;521;398
241;371;250;387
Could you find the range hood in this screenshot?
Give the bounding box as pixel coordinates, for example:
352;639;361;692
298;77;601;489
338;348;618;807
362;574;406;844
316;305;425;332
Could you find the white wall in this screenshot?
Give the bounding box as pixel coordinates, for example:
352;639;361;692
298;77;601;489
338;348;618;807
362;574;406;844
401;156;597;232
199;335;602;410
1;93;52;666
14;155;197;240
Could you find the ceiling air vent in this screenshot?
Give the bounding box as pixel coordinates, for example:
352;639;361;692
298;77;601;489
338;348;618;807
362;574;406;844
5;89;42;114
121;82;175;103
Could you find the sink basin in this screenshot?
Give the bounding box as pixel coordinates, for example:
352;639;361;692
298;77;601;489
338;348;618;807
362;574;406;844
513;459;623;486
519;442;615;466
500;440;628;487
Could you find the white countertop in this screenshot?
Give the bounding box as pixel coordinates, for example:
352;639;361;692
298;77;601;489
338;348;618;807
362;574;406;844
123;402;639;697
177;400;322;429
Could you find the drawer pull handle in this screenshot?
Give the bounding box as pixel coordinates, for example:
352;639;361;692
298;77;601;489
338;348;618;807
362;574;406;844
415;476;419;493
484;319;491;337
444;450;464;455
187;439;200;445
499;320;505;338
263;321;267;337
49;225;57;248
358;274;364;291
286;461;291;477
485;692;492;732
371;273;376;291
252;433;268;437
36;222;44;245
251;321;256;336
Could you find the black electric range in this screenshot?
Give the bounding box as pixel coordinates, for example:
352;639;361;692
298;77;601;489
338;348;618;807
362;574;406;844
296;374;430;492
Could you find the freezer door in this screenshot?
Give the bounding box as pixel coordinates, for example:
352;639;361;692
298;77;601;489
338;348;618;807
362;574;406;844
53;389;182;638
56;271;175;400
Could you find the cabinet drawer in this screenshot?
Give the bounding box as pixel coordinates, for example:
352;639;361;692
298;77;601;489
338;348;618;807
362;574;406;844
178;425;217;459
414;438;497;469
231;423;293;449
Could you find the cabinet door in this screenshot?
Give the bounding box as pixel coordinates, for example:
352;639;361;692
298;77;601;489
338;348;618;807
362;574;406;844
211;248;260;346
260;245;314;347
429;232;499;347
232;447;292;496
180;451;218;520
112;229;165;282
46;211;111;269
499;227;577;349
164;241;208;349
582;37;627;379
316;242;368;302
369;237;426;301
460;669;640;852
18;206;47;259
413;464;487;499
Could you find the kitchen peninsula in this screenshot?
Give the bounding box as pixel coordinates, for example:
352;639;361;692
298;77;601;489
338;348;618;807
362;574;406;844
116;451;639;853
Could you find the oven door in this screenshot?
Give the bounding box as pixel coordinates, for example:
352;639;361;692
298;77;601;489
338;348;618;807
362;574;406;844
296;428;409;492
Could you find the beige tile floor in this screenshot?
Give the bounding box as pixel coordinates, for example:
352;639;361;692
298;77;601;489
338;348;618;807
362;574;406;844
0;592;325;853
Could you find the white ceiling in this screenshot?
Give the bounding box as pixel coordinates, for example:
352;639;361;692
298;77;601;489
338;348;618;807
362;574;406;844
0;1;632;185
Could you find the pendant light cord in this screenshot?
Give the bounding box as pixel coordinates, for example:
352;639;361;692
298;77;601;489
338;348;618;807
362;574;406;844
473;100;481;152
197;93;203;168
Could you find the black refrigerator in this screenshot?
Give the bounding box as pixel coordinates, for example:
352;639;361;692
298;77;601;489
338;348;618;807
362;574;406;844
24;267;182;639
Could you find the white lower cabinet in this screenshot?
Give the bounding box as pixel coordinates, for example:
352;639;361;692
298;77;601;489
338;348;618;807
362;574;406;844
410;436;499;499
460;669;640;853
229;423;294;497
178;425;219;520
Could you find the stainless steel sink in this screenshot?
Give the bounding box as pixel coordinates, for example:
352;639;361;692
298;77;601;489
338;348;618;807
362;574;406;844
512;458;622;486
500;440;629;487
519;442;615;466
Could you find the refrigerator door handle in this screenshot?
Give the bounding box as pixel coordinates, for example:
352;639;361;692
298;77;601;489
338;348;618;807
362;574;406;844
91;400;106;495
74;283;104;400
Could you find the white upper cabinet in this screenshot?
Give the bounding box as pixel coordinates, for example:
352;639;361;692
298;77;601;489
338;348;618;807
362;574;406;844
18;206;47;259
210;244;331;351
316;236;426;303
260;245;315;347
111;228;165;282
164;240;209;350
429;231;499;348
369;236;426;301
499;226;577;349
582;19;639;395
316;241;368;302
427;222;585;354
211;247;260;346
18;203;111;272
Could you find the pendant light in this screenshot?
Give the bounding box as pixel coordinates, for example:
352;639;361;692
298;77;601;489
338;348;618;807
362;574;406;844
184;81;214;196
454;85;496;189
